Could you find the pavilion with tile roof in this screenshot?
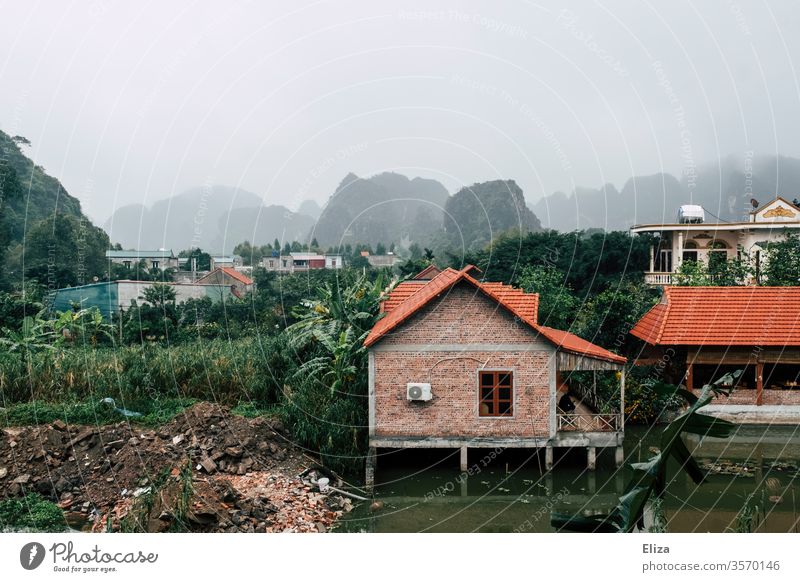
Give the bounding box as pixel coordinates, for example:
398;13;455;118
631;286;800;409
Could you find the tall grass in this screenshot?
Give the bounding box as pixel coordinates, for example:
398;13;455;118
0;336;293;407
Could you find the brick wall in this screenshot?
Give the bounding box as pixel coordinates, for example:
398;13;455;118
372;283;553;438
699;389;800;406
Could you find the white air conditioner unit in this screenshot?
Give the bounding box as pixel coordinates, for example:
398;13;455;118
406;382;432;401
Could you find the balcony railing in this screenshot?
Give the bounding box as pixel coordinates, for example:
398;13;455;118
557;413;621;432
644;272;672;285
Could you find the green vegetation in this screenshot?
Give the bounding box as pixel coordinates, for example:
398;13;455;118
0;397;196;428
0;493;67;532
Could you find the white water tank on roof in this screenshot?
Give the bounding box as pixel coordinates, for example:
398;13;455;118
678;205;705;224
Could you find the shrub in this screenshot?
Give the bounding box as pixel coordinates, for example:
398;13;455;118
0;494;67;532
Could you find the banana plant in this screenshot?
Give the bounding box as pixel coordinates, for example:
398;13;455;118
551;369;742;533
0;310;57;354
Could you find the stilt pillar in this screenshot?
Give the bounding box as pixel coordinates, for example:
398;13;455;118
587;446;597;470
615;446;625;468
545;446;554;470
459;446;468;472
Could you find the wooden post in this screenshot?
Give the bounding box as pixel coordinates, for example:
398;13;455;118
459;446;468;472
620;368;626;431
587;447;596;471
686;361;694;391
545;446;554;470
756;361;764;406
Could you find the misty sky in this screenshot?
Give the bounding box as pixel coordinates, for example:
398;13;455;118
2;0;800;224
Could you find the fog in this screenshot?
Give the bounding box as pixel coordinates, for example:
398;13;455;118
1;0;799;224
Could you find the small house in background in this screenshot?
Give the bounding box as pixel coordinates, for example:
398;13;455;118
631;286;800;422
105;249;178;271
364;265;627;488
196;267;254;297
260;252;343;272
631;196;800;286
210;254;243;270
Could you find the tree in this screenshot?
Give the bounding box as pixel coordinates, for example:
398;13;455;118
233;241;262;266
574;281;659;350
23;214;110;288
762;232;800;285
142;283;177;309
282;272;387;470
178;248;211;271
0;164;23;288
375;242;386;255
672;260;711;286
518;265;579;330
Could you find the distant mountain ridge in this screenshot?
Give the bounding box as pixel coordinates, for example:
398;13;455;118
310;172;450;248
532;156;800;230
104;186;317;252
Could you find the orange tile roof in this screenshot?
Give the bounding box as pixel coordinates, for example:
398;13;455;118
381;281;427;313
366;266;626;364
630;286;800;346
198;267;253;286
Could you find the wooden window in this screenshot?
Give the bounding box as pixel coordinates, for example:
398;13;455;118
479;371;513;417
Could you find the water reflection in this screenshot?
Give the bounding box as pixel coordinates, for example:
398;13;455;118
336;425;800;533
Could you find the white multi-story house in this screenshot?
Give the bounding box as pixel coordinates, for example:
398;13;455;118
260;252;343;273
631;197;800;285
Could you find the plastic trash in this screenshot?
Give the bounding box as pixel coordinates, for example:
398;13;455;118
100;397;143;418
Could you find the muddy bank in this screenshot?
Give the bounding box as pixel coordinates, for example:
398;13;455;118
0;402;358;532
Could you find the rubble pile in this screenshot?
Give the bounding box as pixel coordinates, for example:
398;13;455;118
0;403;358;532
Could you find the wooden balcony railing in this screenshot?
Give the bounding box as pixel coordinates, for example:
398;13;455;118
557;413;621;432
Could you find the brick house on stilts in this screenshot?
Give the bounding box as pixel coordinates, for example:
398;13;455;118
364;265;627;488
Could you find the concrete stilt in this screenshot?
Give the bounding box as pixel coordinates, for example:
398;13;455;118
459;446;468;472
545;446;554;470
615;446;625;468
365;447;377;492
587;471;597;494
587;446;597;470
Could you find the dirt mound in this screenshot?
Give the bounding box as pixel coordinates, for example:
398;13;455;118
0;402;358;532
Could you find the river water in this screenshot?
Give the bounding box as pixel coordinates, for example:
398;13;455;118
335;425;800;533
